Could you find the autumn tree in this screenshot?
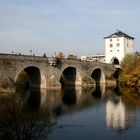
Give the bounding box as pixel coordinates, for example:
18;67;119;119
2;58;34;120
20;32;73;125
67;54;78;60
56;52;64;60
119;52;140;87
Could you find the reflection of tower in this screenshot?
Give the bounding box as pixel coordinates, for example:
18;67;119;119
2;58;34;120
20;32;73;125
106;98;135;133
106;99;126;131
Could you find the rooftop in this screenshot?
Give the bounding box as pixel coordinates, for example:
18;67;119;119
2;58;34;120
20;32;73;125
104;30;135;40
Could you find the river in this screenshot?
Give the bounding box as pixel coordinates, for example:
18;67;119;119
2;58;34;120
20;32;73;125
0;85;140;140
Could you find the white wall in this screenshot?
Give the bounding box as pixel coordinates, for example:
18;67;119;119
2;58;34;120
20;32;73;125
124;38;134;54
105;36;134;64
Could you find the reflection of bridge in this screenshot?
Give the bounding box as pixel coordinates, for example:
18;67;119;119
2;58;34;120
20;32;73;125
25;85;106;115
0;53;117;91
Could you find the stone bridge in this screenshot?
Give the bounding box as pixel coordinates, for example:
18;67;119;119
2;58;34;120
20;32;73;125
0;53;117;91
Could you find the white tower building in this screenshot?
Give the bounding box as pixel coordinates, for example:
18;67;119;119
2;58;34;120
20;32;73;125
104;30;135;64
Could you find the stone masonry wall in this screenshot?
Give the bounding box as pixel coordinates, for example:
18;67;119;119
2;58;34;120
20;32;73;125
0;53;115;92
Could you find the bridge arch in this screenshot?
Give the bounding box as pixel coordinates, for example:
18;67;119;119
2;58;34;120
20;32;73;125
15;66;46;89
91;68;105;84
60;67;76;87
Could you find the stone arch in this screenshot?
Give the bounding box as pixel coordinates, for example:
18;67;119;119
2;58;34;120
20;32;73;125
15;66;46;89
111;57;120;65
91;68;105;84
60;66;77;87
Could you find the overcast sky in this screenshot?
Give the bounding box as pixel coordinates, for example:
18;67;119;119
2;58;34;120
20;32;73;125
0;0;139;57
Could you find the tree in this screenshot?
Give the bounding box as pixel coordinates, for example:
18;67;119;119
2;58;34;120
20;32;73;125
119;53;140;87
56;52;64;60
67;54;78;60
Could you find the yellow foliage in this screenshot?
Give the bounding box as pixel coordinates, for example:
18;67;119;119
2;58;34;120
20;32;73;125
120;53;140;87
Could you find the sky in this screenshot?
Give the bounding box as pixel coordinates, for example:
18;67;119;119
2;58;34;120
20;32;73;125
0;0;139;57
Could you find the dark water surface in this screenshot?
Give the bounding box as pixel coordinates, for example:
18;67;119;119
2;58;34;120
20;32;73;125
1;85;140;140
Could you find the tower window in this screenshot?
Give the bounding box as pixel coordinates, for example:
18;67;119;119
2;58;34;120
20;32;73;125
110;39;112;42
116;43;120;47
110;44;113;47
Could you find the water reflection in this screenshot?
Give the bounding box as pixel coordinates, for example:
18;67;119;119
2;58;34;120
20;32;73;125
91;84;102;98
105;86;134;133
2;85;140;139
0;90;53;140
40;88;62;117
25;88;41;110
106;99;126;132
21;85;104;116
62;86;76;105
113;84;122;96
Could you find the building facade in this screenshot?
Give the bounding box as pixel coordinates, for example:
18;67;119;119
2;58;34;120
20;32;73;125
104;30;135;64
81;54;105;63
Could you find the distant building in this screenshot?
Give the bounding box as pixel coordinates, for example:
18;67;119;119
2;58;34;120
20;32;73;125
104;30;135;64
80;55;88;61
80;54;105;63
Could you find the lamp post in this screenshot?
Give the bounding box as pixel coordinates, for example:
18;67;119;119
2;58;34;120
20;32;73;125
30;50;32;56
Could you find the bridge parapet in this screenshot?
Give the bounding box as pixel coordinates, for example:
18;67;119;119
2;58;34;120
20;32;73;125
0;53;49;62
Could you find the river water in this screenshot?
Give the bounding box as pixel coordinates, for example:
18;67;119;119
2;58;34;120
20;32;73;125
1;85;140;140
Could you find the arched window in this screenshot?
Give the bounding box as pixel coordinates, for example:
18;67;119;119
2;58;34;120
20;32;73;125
111;58;119;65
